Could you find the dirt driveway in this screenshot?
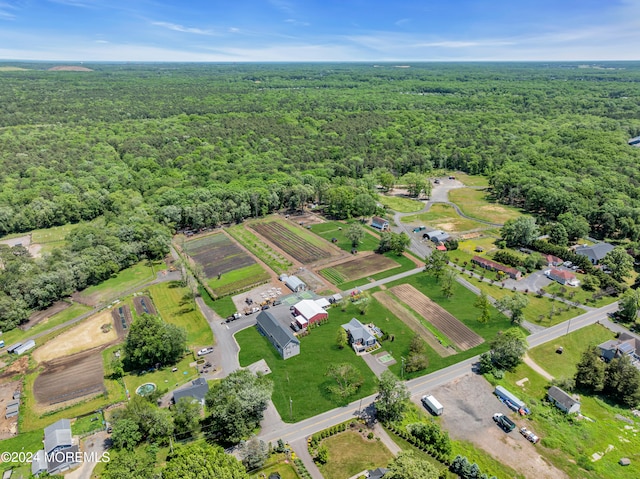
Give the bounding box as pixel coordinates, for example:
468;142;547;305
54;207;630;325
427;373;568;479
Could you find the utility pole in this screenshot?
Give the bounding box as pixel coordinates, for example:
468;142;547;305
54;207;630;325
358;398;363;418
289;397;293;421
401;356;406;379
566;317;572;336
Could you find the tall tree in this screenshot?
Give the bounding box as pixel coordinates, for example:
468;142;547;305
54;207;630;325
345;223;366;247
173;397;202;438
501;216;540;247
163;443;248;479
375;371;410;423
474;291;491;323
326;363;363;399
440;268;457;299
424;249;449;279
495;293;529;325
547;222;568;247
574;346;606;392
240;437;269;471
385;451;439;479
618;288;640;323
604;355;640;407
205;369;273;444
124;314;187;370
601;247;634;282
489;328;528;371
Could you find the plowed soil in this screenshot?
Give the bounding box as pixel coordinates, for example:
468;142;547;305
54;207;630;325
390;284;484;351
133;295;156;316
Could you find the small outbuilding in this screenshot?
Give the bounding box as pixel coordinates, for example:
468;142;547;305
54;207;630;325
371;216;390;231
547;386;581;414
546;268;579;287
14;339;35;355
285;275;306;292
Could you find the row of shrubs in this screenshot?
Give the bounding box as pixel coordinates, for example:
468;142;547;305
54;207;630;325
450;455;498;479
293;458;312;479
385;422;451;465
308;420;358;449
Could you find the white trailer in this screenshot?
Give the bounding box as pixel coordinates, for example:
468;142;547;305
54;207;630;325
421;395;444;416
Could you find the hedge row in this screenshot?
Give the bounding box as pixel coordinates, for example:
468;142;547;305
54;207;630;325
385;423;451;465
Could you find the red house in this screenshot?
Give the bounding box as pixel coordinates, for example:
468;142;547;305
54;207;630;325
293;300;328;325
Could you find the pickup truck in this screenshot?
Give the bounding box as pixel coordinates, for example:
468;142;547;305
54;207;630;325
493;413;516;432
519;427;540;444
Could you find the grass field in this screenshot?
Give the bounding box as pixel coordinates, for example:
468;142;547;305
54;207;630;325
401;204;487;233
0;429;45;473
123;354;198;397
311;221;380;253
198;285;237;317
544;281;617;309
30;222;79;244
377;195;424;213
1;302;92;348
227;224;292;274
72;411;106;436
450;173;490;187
206;263;270;297
460;273;583;327
448;188;522;225
78;261;157;305
250;454;300;479
318;431;394;479
493;360;640;479
527;324;615;380
148;282;213;348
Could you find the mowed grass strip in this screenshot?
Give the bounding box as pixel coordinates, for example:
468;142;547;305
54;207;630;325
148;282;213;347
318;431;394;479
227;224;292;274
78;261;157;304
377;194;424;213
448;188;522;225
206;263;270;297
402;204;486;233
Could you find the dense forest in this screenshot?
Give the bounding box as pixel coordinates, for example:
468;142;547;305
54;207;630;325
1;61;640;328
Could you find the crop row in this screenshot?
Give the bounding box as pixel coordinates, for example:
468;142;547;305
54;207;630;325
252;222;332;264
227;225;292;275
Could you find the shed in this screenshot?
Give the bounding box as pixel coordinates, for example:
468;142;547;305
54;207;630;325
547;386;581;414
371;217;390;231
330;293;343;303
315;298;331;309
6;343;22;354
278;274;289;282
285;275;306;292
2;469;12;479
619;457;631;466
14;339;35;355
494;386;525;409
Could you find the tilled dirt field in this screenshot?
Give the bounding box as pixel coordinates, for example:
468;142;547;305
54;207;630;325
133;295;156;316
34;348;105;408
427;373;568;479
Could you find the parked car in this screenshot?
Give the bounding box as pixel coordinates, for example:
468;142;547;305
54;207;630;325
197;347;214;356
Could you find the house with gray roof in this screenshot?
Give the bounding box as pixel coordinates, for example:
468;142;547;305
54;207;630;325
173;378;209;405
598;332;640;364
367;467;388;479
574;243;614;265
32;418;79;476
342;318;378;353
547;386;581;414
256;310;300;360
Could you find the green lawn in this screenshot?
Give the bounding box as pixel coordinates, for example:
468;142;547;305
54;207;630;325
227;224;292;274
250;454;300;479
199;285;237;317
206;263;270;297
544;281;617;309
448;188;522;225
123;353;199;397
377;194;424;213
72;411;106;436
401;204;487;234
493;361;640;479
0;429;45;473
30;222;83;244
450;173;490;188
78;261;157;304
527;324;615;380
318;431;394;479
311;221;380;253
460;273;583;326
0;301;92;347
148;282;213;348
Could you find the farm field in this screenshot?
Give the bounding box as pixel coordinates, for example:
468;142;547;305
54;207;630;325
311;220;380;253
389;284;484;351
226;225;292;274
33;348;105;408
251;218;337;264
148;282;213;348
320;253;399;285
448;188;522;225
32;310;117;363
401;204;487;234
318;431;394;479
377;194;424;213
75;261;156;306
206;263;270;297
133;295;157;316
337;254;419;292
184;232;255;278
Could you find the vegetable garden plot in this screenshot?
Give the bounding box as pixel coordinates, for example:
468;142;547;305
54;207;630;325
184;233;256;278
251;221;335;264
390;284;484;351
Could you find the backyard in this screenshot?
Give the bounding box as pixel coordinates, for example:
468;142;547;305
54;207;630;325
318;431;394;479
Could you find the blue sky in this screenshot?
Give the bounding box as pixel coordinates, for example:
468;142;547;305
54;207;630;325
0;0;639;61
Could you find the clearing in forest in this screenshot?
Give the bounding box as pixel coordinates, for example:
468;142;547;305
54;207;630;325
389;284;484;351
448;188;521;225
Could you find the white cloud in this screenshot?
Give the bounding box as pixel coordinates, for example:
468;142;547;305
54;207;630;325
284;18;309;26
395;18;410;26
269;0;295;15
95;39;108;43
151;21;216;36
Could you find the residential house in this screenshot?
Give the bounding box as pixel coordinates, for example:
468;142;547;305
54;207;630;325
284;275;307;292
547;386;581;414
574;243;614;265
173;378;209;405
598;332;640;363
471;256;522;280
32;419;79;476
256;311;300;360
341;318;378;353
292;299;328;325
546;268;579;287
367;468;388;479
371;217;390;231
543;254;563;266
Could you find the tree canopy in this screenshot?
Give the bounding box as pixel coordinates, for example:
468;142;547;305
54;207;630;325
162;443;248;479
124;314;187;370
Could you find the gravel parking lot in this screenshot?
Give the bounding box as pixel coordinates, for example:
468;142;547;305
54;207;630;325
420;373;568;479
